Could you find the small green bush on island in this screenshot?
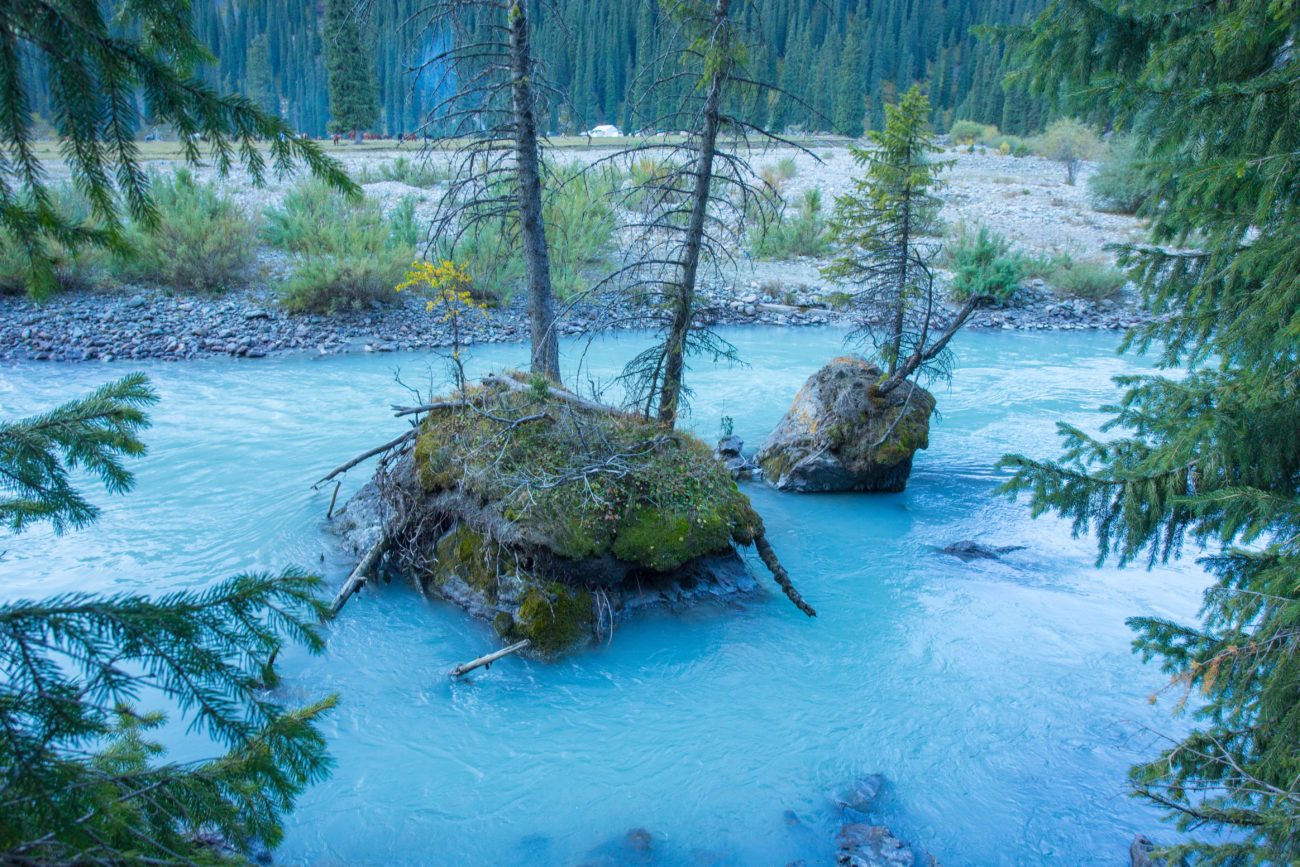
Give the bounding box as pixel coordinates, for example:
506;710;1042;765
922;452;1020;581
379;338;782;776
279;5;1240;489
945;224;1025;302
265;180;415;313
112;169;255;294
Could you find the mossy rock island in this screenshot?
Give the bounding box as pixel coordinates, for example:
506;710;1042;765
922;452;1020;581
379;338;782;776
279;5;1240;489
332;372;812;657
756;356;935;493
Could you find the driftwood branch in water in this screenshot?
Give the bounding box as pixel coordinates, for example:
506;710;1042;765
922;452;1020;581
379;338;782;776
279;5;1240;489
754;531;817;617
450;639;532;677
315;430;416;487
329;536;390;617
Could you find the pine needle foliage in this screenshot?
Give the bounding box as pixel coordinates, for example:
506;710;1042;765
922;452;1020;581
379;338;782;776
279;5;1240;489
0;373;156;534
0;377;337;863
822;85;949;378
0;0;353;298
1002;2;1300;862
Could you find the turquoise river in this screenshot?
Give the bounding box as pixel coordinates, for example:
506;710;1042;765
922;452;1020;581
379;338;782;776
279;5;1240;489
0;327;1208;865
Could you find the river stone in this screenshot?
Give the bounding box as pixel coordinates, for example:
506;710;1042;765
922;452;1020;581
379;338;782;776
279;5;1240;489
940;540;1027;561
834;774;887;814
836;824;914;867
756;356;935;493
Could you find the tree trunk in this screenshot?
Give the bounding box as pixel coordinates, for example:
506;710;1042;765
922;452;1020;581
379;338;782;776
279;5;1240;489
657;0;732;428
509;0;561;383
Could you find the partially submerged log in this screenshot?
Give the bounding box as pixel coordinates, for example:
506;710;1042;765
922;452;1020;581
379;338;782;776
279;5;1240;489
325;372;816;652
330;536;389;616
450;639;532;677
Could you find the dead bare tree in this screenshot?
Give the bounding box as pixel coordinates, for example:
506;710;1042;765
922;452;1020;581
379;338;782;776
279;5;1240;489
576;0;817;429
402;0;565;381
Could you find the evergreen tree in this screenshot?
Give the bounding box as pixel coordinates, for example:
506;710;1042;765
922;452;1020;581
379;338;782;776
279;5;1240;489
324;0;380;140
248;33;279;117
822;85;952;380
1002;2;1300;863
0;376;336;863
172;0;1048;139
0;0;351;298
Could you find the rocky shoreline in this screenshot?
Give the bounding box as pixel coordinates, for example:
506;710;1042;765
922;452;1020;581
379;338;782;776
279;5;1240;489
0;277;1148;364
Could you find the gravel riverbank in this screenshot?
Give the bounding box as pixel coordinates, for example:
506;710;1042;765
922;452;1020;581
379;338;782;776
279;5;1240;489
1;144;1151;364
0;275;1148;364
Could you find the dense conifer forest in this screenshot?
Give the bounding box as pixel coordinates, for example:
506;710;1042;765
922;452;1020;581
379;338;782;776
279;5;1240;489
18;0;1047;139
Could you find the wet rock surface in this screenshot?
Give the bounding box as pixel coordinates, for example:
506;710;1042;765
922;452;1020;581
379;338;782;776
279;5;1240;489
757;357;935;493
939;540;1027;561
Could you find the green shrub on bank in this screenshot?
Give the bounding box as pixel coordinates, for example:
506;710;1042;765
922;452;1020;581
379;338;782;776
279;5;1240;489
356;156;447;188
437;162;619;302
946;223;1025;302
0;185;109;299
1089;136;1150;214
1050;258;1127;301
948;120;997;145
265;180;415;313
1032;118;1101;185
113;169;255;294
760;156;798;195
749;188;831;260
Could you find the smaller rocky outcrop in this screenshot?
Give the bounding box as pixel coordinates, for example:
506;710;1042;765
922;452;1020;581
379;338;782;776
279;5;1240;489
715;434;756;480
757;356;935;493
939;540;1027;561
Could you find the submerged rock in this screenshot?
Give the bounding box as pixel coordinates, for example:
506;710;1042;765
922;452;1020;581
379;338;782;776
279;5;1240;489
333;373;769;657
756;356;935;493
837;824;914;867
1130;834;1187;867
834;774;887;814
939;540;1027;561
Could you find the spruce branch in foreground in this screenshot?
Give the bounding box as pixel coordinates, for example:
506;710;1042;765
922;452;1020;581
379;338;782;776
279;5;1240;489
0;377;337;864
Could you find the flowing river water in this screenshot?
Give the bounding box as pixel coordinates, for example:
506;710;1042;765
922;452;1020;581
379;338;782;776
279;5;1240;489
0;327;1206;865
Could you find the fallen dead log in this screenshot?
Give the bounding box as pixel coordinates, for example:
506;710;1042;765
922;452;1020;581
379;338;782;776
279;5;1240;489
450;639;532;677
329;536;390;616
482;372;616;415
754;531;817;618
391;399;468;418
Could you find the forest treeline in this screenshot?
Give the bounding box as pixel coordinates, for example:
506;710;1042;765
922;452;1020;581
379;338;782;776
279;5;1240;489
21;0;1048;140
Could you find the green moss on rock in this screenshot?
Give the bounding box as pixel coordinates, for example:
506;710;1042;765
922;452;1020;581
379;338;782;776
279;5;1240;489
514;583;594;655
432;525;500;603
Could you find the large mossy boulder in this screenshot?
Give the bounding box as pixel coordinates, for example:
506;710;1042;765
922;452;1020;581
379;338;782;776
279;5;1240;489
334;373;766;656
756;356;935;493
